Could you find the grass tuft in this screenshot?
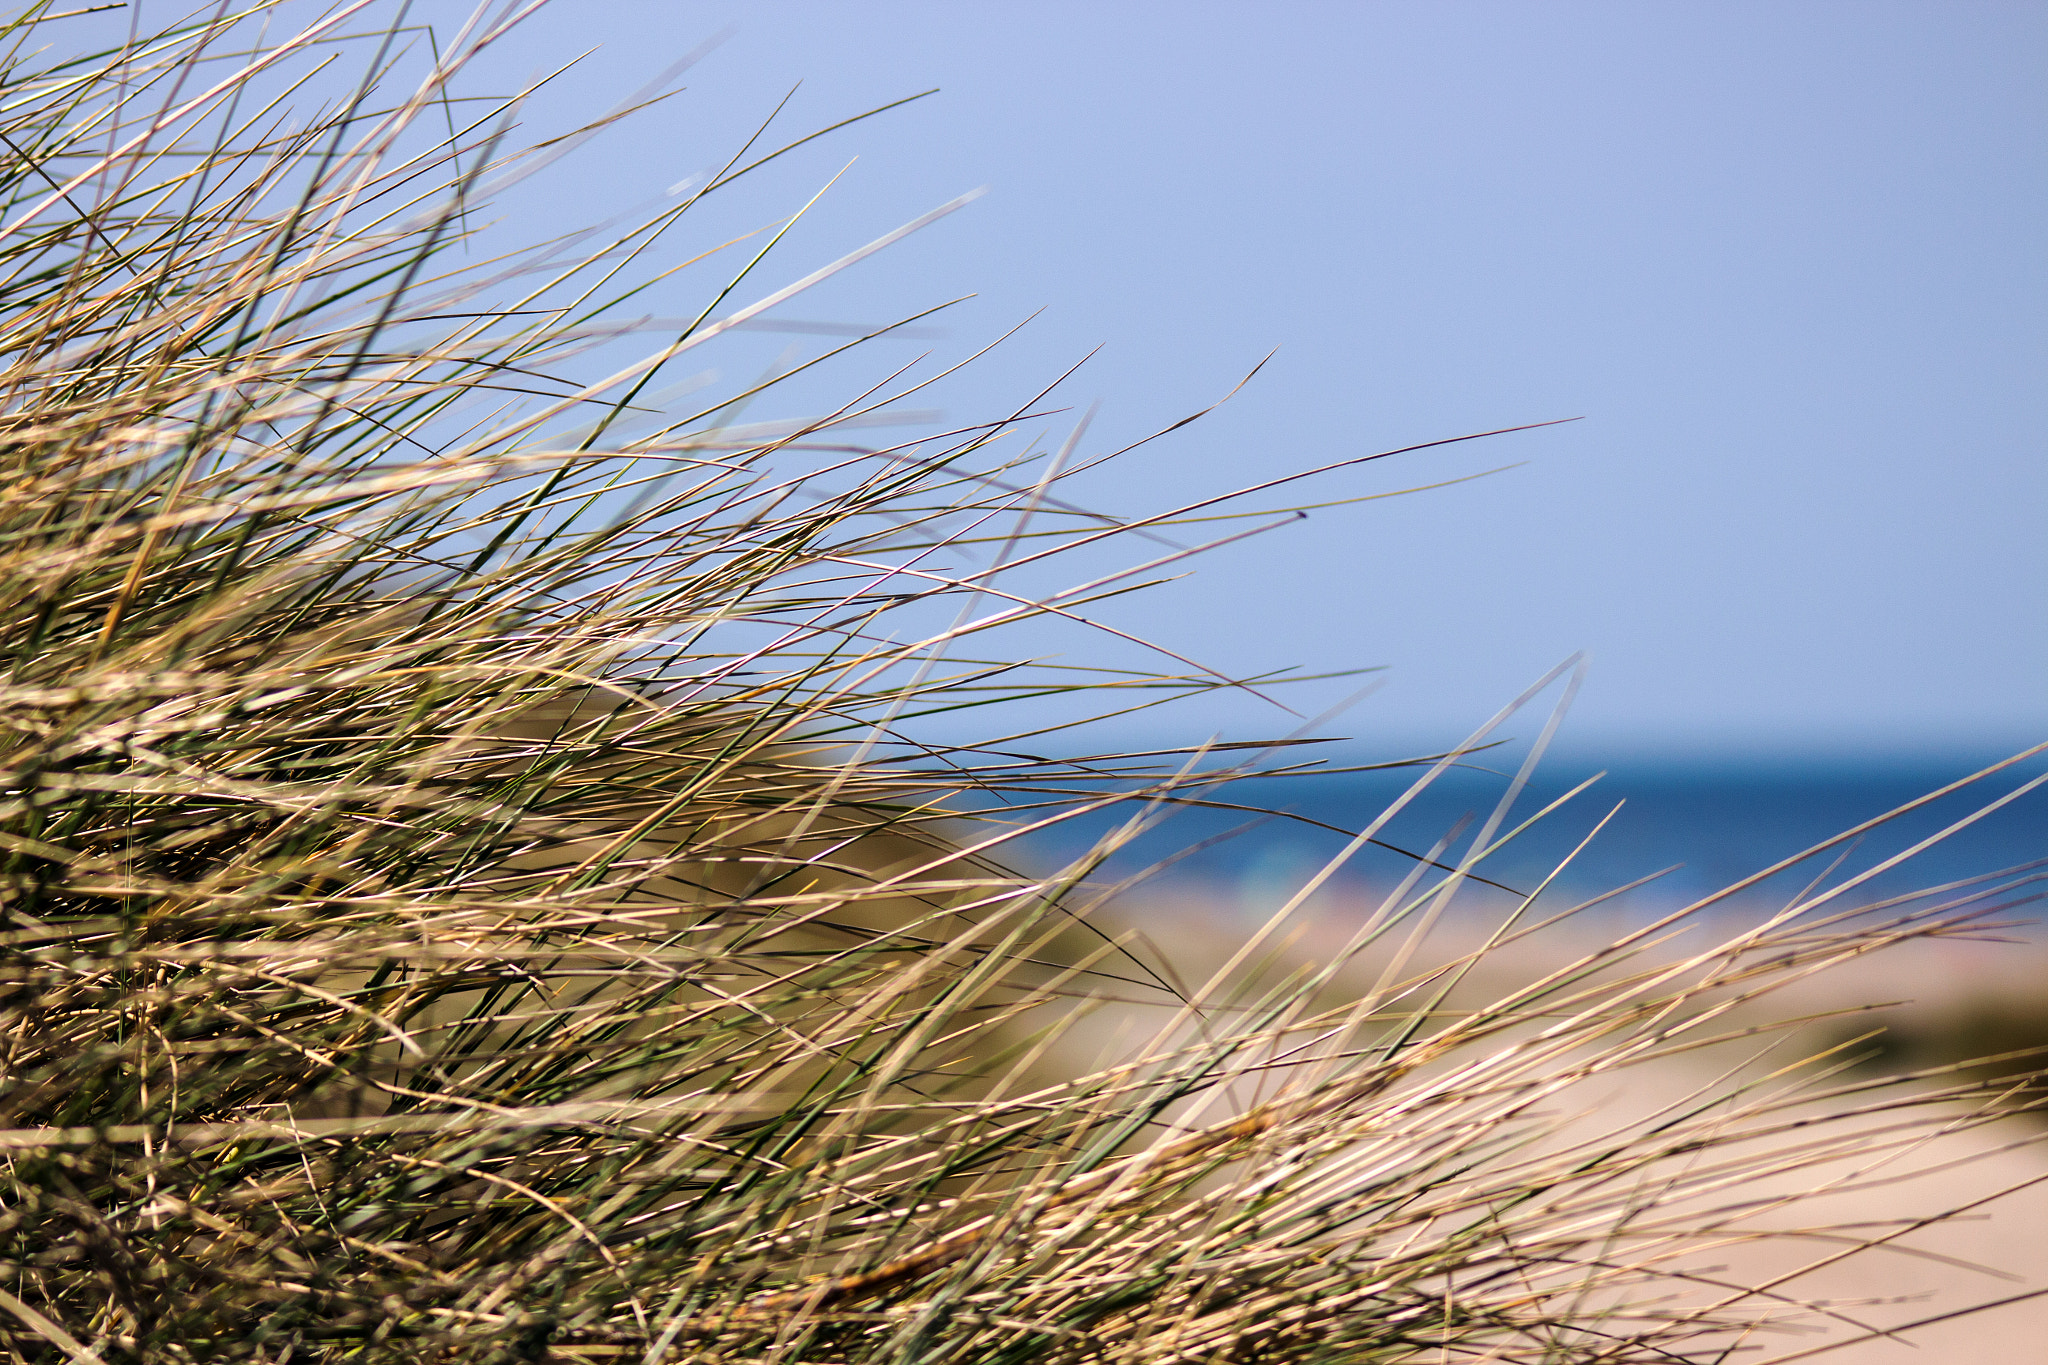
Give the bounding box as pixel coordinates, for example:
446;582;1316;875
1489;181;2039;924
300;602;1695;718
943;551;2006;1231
0;5;2041;1361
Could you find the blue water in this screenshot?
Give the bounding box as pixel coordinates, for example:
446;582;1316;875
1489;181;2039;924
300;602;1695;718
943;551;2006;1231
1009;749;2048;923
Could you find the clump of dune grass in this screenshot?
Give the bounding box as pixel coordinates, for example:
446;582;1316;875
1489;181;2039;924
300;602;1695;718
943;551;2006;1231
0;4;2042;1361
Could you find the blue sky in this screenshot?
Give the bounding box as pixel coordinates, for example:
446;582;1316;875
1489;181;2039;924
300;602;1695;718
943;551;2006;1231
186;3;2048;754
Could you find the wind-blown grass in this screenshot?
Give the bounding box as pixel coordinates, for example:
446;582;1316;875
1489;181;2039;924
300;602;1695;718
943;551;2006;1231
0;4;2041;1361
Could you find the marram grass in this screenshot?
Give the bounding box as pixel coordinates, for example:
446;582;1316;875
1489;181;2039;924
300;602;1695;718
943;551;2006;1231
0;4;2041;1361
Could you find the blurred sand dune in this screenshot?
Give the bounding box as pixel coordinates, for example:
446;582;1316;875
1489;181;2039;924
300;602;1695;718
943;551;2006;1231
1054;890;2048;1361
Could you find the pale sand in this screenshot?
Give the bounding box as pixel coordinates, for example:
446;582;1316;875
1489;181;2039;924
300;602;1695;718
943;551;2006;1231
1047;890;2048;1361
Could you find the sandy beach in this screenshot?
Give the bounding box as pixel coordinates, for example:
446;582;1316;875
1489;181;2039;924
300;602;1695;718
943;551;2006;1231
1039;890;2048;1361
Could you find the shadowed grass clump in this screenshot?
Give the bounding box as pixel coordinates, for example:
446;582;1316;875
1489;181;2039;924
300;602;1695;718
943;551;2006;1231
0;5;2043;1361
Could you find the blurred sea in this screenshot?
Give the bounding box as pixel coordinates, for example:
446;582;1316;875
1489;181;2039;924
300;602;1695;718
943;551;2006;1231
1014;748;2048;928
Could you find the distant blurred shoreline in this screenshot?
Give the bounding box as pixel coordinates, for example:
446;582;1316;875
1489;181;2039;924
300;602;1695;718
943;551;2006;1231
1011;747;2047;929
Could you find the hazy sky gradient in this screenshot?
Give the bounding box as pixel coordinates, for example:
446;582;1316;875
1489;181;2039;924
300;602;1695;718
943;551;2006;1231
415;4;2047;753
